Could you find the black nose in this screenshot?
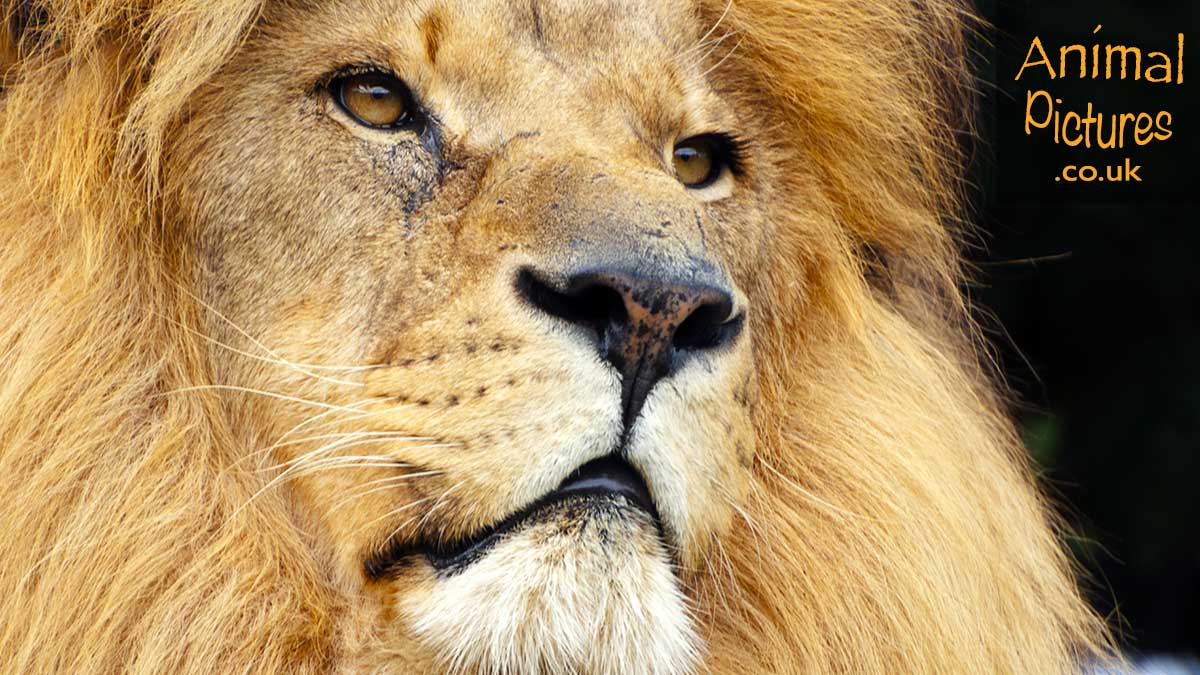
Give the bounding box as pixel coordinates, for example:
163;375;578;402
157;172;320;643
516;266;743;427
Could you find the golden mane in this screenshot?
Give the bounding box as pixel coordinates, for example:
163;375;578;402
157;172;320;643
0;0;1114;672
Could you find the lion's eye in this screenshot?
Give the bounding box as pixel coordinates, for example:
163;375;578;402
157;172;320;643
332;72;412;129
673;139;716;187
672;134;742;189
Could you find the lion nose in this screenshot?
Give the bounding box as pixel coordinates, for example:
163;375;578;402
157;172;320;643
516;266;743;426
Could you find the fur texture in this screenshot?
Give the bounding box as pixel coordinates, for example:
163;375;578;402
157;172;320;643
0;0;1115;672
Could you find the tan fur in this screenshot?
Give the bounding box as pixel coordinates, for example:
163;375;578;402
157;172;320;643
0;0;1116;672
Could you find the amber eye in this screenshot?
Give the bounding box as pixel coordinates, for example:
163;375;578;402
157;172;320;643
672;135;729;188
332;72;412;129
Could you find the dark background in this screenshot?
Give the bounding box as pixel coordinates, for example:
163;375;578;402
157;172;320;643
972;0;1198;657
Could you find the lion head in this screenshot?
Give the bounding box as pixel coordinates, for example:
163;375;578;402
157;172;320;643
0;0;1114;672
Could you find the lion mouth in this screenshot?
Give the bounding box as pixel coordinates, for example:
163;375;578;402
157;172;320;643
424;455;661;572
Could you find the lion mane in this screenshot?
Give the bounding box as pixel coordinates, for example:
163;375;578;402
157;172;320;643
1;0;1114;672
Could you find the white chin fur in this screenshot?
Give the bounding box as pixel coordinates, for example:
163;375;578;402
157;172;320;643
403;501;699;675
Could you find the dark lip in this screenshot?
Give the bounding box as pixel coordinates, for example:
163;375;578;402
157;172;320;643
423;455;661;572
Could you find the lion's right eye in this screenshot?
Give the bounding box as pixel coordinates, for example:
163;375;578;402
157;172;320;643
671;133;745;190
673;140;717;187
331;72;413;129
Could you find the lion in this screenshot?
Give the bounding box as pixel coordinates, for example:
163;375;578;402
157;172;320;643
0;0;1115;672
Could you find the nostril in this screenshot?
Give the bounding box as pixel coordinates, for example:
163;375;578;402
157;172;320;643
673;298;742;352
515;267;627;338
515;267;573;321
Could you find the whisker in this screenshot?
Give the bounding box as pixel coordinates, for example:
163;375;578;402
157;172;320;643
690;29;739;68
720;487;765;543
683;24;738;69
273;447;435;479
280;455;406;473
233;397;397;470
279;449;448;478
712;537;743;608
166;319;369;386
224;400;408;482
264;438;455;484
416;479;467;528
273;399;429;440
389;478;467;545
361;496;436;541
329;471;445;513
263;446;455;489
262;433;442;473
161;384;379;413
234;454;408;517
719;487;772;588
258;431;430;458
695;0;735;52
268;397;410;444
175;285;384;375
359;488;455;561
700;37;743;79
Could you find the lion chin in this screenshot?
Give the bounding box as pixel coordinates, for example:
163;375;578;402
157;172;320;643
367;453;699;674
405;497;697;675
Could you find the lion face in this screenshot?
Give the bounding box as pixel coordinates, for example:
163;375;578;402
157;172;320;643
171;0;768;671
